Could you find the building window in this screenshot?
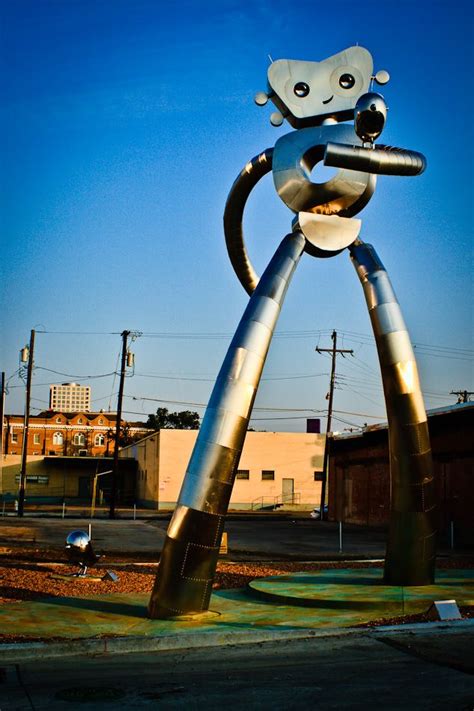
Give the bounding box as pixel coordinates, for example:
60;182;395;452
261;470;275;480
98;418;103;425
56;417;62;423
33;433;41;445
53;432;64;445
73;433;85;446
11;432;18;443
95;434;105;446
314;471;324;482
78;418;83;424
236;469;250;480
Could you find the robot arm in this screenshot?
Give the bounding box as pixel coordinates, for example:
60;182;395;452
223;149;273;295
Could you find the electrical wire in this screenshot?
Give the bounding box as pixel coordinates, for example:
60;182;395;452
133;371;328;383
35;367;116;380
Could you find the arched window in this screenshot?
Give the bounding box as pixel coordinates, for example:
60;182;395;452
73;433;85;446
98;418;103;425
53;432;64;445
95;434;105;446
56;417;62;423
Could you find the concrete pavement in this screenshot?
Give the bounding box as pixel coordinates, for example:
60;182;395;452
2;628;474;710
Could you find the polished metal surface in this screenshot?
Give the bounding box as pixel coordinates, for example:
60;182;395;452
354;92;387;142
65;530;97;576
65;530;91;552
148;232;305;618
324;142;426;176
350;242;436;585
272;123;376;217
224;149;273;295
152;44;433;617
265;46;374;128
294;212;361;257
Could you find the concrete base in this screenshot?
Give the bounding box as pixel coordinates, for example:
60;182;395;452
248;568;474;614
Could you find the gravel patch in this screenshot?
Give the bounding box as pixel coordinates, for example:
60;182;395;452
0;549;472;638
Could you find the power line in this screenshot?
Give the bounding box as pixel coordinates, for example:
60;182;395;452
35;367;116;380
133;370;328;383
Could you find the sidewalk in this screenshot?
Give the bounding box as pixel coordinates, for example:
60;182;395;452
1;567;472;663
0;516;472;664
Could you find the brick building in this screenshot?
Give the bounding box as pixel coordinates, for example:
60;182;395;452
2;411;151;458
329;402;473;544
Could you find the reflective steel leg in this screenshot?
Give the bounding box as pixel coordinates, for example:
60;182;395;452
148;231;306;617
350;242;436;585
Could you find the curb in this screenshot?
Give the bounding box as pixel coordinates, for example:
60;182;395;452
1;619;473;664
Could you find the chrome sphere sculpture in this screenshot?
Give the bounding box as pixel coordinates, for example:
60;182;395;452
65;530;98;577
149;46;436;618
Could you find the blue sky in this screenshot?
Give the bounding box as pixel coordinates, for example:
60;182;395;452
1;0;473;431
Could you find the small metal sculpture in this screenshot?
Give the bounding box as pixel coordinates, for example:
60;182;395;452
149;46;436;618
65;530;98;577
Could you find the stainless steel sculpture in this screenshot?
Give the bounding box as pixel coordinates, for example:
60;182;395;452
149;46;436;618
65;530;98;576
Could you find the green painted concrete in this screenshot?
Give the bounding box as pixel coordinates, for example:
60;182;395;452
1;569;472;642
249;568;474;612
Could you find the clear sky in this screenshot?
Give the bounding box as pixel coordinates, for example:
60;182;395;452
1;0;473;432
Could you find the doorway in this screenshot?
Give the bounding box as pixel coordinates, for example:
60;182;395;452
282;478;294;504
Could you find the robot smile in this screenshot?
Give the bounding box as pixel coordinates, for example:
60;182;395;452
322;95;334;105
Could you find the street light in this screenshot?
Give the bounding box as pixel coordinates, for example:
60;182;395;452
90;470;112;518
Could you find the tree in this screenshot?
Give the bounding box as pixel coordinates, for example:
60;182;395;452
146;407;200;431
107;424;143;451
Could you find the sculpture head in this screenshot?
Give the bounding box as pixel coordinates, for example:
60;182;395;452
255;46;390;129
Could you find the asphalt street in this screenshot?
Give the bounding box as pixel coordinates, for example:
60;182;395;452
2;628;473;710
0;516;389;559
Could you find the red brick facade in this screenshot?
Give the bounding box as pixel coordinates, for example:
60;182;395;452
3;411;151;458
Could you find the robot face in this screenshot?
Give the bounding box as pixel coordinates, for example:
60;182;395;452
267;46;373;128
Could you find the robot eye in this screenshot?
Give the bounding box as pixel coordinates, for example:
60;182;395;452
339;73;355;89
294;82;310;97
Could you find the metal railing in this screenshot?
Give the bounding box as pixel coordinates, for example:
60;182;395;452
251;492;301;510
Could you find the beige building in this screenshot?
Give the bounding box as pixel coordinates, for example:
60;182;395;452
120;429;325;510
49;383;91;412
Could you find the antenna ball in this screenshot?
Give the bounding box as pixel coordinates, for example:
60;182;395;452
254;91;269;106
270;111;284;127
374;70;390;85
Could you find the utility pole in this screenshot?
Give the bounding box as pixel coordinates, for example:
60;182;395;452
18;329;35;517
0;371;5;497
109;330;130;519
315;330;353;520
450;390;473;404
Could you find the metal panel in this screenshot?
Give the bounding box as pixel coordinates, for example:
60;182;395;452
364;272;398;310
208;379;257;418
219;347;265;385
376;330;416;366
369;302;407;337
239;295;281;332
198;407;249;451
231;319;273;359
149;232;305;617
350;241;436;585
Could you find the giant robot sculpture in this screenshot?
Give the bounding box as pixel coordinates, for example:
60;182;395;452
149;46;437;618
